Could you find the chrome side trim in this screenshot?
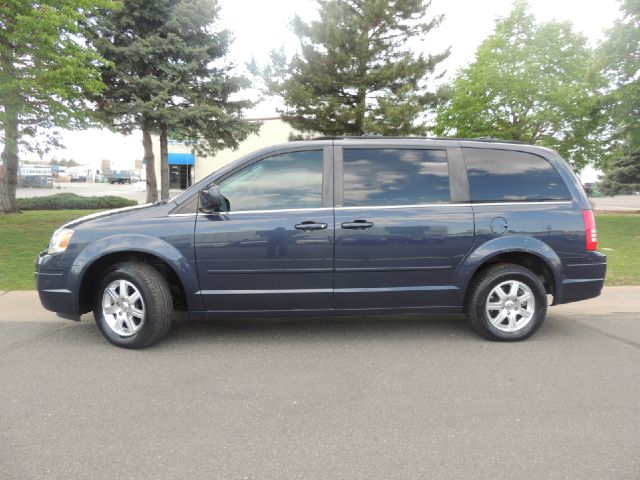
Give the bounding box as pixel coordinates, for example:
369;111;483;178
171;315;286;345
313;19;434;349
206;266;449;274
197;285;456;295
561;278;606;284
198;289;333;295
228;207;334;215
468;201;572;207
336;201;571;211
177;200;572;217
194;207;333;216
207;268;333;274
336;203;463;211
335;286;456;293
336;265;451;272
200;305;459;314
566;262;608;268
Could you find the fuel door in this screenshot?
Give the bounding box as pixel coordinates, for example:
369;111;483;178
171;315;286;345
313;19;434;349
490;216;508;235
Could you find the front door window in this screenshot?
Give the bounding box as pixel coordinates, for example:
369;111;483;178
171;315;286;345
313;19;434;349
218;150;324;212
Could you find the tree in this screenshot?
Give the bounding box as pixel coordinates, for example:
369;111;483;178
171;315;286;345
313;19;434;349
53;158;79;167
598;0;640;192
600;149;640;195
0;1;113;213
434;0;607;171
155;0;258;199
88;0;174;203
90;0;258;201
263;0;449;136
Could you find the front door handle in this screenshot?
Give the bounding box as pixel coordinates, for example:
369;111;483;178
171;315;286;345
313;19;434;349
341;219;374;230
295;221;328;231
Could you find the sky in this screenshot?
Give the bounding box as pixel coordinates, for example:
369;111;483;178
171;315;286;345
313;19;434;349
41;0;622;172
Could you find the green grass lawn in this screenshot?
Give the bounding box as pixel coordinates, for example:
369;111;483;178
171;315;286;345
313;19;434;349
597;214;640;286
0;210;639;291
0;210;98;290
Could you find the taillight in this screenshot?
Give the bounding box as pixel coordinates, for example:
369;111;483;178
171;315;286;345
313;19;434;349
582;210;598;251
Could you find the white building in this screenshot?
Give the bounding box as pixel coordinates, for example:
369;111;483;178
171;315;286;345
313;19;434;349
150;117;295;190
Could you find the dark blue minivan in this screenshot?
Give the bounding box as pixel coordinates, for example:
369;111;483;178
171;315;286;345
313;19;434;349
36;137;606;348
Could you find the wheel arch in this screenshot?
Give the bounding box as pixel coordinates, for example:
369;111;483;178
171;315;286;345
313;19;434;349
70;235;201;314
453;236;563;306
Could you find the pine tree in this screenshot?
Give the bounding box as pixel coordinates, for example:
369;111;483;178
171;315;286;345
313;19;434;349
600;149;640;195
599;0;640;193
89;0;257;201
88;0;173;203
263;0;449;136
156;0;258;199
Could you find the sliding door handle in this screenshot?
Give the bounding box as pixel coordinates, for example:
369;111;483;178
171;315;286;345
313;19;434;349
341;220;374;230
295;221;328;231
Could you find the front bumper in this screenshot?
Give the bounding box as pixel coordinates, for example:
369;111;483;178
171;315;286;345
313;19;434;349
35;251;78;318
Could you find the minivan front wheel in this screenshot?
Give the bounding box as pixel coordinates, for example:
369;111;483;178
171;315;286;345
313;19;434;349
93;262;173;349
465;263;547;341
101;278;146;337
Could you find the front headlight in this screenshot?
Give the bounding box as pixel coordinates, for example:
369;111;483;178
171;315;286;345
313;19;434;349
48;228;75;255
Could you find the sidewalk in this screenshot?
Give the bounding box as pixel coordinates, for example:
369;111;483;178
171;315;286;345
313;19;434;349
549;286;640;315
0;290;63;323
0;287;637;322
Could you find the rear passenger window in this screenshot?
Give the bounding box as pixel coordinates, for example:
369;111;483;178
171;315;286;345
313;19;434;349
342;149;450;207
464;148;571;202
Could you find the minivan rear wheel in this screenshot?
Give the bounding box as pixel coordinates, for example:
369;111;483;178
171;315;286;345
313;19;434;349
465;263;547;341
93;262;173;349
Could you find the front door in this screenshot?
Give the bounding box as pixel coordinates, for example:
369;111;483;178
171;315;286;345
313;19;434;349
194;147;334;312
333;146;474;310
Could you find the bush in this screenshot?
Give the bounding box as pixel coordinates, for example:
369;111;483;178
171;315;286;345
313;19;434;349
16;193;138;210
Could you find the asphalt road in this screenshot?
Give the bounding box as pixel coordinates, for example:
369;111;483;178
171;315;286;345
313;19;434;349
16;182;183;205
590;194;640;212
1;294;639;480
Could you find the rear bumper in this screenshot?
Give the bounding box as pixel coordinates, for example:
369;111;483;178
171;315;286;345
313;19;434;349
557;278;605;304
555;252;607;304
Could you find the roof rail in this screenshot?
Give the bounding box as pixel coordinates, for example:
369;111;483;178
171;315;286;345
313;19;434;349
310;135;529;145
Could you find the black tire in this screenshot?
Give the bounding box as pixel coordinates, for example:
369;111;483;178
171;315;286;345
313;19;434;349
465;263;547;341
93;262;173;349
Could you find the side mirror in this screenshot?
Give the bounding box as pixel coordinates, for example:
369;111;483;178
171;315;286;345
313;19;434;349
199;184;224;212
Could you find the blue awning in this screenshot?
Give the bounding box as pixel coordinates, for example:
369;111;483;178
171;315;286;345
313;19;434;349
168;153;195;166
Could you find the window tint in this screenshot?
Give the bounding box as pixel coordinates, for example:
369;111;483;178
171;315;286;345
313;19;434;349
464;148;571;202
342;149;450;207
218;150;323;211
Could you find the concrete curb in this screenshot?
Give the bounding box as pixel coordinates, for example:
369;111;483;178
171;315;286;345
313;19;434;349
0;287;638;322
549;286;640;316
594;209;640;214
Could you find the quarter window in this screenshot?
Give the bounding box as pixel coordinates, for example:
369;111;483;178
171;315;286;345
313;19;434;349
218;150;324;211
342;149;450;207
463;148;571;202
